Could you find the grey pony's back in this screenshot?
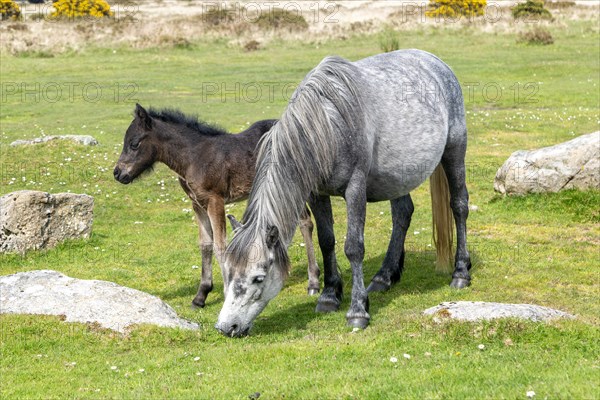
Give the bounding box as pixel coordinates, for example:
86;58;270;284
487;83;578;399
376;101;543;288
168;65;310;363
332;49;465;201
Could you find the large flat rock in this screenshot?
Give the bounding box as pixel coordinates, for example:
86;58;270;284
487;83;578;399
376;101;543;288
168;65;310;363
0;270;199;333
494;131;599;195
423;301;574;322
0;190;93;254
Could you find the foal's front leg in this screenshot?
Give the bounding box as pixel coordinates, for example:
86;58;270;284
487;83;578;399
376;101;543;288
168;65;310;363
344;171;370;329
299;206;320;295
206;196;227;288
179;178;215;308
191;203;214;308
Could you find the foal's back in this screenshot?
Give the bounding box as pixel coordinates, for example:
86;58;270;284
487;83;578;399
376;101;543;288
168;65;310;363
188;119;278;204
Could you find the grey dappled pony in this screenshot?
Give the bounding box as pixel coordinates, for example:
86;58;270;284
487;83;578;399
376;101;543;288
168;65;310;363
217;49;471;337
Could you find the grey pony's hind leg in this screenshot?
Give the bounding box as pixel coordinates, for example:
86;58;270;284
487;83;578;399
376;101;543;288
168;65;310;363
367;194;414;292
299;206;320;295
440;133;471;289
309;194;343;313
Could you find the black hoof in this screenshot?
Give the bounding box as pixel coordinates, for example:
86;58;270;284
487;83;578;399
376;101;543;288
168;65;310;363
367;280;390;293
307;287;320;296
191;298;206;309
347;317;370;329
316;300;340;313
450;278;470;289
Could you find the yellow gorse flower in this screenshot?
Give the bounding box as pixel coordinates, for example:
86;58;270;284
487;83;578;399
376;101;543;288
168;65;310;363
51;0;114;19
426;0;487;18
1;0;21;21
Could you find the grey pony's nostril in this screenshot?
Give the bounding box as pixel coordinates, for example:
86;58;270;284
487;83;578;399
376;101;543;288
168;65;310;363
230;324;238;337
113;167;120;179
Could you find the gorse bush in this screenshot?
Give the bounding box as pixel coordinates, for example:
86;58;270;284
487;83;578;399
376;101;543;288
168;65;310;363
545;0;575;9
255;8;308;31
1;0;21;21
51;0;114;19
512;0;553;19
518;26;554;45
202;8;235;26
426;0;486;18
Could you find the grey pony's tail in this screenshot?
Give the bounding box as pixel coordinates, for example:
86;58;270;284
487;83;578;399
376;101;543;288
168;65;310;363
430;164;454;273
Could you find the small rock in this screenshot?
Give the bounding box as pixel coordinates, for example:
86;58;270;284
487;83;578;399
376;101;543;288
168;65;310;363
10;135;98;147
423;301;574;322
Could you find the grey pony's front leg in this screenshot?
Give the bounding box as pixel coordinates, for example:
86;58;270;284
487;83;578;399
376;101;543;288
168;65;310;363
309;194;343;312
343;171;370;329
367;195;414;292
299;206;320;295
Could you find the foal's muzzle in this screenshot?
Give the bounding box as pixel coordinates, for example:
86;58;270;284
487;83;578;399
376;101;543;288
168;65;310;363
113;166;132;184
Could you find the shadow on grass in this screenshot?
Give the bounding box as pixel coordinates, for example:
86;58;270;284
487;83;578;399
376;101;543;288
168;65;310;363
157;279;224;308
255;249;466;334
157;246;480;334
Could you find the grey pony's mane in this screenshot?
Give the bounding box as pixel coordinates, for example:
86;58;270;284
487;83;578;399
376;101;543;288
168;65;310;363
227;55;364;275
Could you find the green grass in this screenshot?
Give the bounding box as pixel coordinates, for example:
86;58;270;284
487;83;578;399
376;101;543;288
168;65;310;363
1;21;599;399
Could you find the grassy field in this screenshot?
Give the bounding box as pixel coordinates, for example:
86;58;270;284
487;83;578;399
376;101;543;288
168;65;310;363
1;15;599;400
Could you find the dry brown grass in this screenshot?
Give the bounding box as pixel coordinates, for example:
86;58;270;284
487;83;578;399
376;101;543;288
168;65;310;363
0;1;597;56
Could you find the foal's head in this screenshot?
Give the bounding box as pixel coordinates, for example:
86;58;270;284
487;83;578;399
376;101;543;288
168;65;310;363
114;104;159;184
215;216;290;338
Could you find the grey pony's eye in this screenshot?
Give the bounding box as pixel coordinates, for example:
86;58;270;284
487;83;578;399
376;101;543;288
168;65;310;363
130;141;140;150
252;275;265;284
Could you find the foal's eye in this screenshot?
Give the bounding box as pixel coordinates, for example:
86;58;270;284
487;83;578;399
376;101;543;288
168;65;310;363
130;141;140;150
252;275;265;284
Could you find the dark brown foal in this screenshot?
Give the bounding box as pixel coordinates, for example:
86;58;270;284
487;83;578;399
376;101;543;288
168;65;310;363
114;104;320;307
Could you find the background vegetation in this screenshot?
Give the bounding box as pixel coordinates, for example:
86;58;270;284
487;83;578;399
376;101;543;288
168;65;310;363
0;2;598;399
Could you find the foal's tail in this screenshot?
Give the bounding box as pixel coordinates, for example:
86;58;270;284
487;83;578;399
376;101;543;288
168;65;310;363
430;164;454;273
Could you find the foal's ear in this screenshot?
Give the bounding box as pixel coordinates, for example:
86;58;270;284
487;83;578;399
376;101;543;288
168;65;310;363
135;103;153;130
265;225;279;249
227;214;243;231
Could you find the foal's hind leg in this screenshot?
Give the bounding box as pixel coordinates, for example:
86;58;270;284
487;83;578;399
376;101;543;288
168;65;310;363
299;206;320;295
367;195;414;293
309;195;343;312
440;142;471;288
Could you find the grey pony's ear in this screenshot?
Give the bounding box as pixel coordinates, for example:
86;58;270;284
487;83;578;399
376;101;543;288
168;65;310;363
265;225;279;249
227;214;243;231
135;103;153;130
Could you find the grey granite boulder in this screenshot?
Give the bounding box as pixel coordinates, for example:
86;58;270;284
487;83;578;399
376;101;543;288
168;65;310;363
10;135;98;146
423;301;574;322
0;190;93;254
494;131;599;195
0;270;199;333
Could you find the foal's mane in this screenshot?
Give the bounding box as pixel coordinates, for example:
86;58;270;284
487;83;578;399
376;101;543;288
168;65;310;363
226;56;365;274
148;108;227;137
